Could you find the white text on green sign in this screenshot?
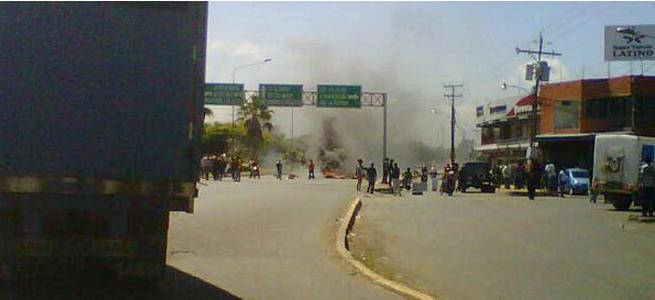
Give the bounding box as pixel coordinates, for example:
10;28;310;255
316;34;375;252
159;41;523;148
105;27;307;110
204;83;244;105
317;85;362;108
259;84;303;107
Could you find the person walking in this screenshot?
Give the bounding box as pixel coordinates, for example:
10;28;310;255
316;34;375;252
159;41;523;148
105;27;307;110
355;159;365;191
391;163;401;196
365;163;377;194
640;157;655;217
308;160;315;180
276;160;283;180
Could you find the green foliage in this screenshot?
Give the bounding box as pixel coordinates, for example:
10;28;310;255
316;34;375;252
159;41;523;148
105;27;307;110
201;122;244;156
237;95;274;153
264;130;306;166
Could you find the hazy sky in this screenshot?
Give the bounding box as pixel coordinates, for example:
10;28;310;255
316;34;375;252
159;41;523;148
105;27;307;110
204;1;655;149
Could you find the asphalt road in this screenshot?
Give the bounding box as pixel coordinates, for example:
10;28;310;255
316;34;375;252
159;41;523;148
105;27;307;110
351;190;655;300
165;175;400;299
3;176;400;300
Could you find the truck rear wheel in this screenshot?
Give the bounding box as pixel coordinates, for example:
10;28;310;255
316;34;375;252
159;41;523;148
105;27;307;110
609;194;632;211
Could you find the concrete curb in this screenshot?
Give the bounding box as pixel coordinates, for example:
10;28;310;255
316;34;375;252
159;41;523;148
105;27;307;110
337;197;436;300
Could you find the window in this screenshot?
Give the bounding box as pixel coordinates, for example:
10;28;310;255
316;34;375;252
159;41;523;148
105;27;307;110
554;100;579;130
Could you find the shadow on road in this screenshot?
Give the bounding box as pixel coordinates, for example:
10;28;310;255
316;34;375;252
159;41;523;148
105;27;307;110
2;266;241;300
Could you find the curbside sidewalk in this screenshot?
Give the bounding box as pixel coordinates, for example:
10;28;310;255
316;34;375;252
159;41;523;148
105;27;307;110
336;197;436;300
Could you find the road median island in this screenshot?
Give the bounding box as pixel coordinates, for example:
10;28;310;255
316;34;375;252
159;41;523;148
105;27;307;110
336;197;436;300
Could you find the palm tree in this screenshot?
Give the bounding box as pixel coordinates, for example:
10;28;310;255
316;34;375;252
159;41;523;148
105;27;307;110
203;107;214;117
236;95;274;149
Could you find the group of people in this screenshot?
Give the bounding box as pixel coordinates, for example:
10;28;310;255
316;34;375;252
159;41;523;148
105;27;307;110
201;155;318;182
355;157;443;196
200;154;242;182
492;161;528;190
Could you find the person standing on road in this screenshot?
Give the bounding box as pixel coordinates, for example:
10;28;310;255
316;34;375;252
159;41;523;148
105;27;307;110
276;160;283;180
640;157;655;217
365;163;377;194
382;158;390;184
201;156;210;180
558;169;568;198
355;159;365;191
216;154;226;181
502;163;512;189
235;157;242;182
308;160;315;180
230;157;237;181
545;162;557;193
391;163;401;196
388;159;395;187
526;160;537;200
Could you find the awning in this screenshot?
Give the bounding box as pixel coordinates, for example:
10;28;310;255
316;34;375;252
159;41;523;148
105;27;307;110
475;141;530;152
536;133;595;143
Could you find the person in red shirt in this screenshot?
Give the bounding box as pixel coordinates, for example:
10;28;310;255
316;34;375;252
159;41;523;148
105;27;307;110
308;160;315;180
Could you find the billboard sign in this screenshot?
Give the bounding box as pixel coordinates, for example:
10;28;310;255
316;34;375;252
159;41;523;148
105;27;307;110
317;85;362;108
204;83;244;105
259;84;303;107
605;25;655;61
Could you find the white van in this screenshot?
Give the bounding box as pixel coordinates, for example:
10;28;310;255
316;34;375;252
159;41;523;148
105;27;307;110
592;134;655;210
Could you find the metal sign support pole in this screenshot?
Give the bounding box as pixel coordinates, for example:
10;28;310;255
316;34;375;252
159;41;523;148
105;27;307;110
383;94;388;163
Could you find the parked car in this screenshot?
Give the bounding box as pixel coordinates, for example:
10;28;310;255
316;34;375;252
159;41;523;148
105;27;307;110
564;168;589;195
458;162;495;193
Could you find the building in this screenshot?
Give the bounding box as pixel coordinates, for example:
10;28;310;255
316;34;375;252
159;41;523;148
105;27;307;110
537;75;655;169
475;94;538;166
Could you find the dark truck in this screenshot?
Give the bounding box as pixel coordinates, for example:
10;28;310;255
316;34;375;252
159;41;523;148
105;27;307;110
458;162;495;193
0;3;207;284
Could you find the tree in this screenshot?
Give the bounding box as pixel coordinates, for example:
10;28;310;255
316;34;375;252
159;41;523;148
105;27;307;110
203;107;213;118
236;95;274;152
201;122;241;156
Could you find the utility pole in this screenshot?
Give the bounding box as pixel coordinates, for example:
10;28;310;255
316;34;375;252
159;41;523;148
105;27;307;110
516;31;561;200
444;84;463;168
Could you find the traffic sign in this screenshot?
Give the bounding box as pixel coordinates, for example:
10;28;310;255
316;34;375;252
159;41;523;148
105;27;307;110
259;84;303;107
317;85;362;108
204;83;244;105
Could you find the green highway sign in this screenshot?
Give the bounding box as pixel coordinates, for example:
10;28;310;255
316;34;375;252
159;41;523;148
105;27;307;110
317;85;362;108
259;84;303;107
204;83;244;105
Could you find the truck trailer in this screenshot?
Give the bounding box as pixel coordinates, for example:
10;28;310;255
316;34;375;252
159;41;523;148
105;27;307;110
0;2;207;284
591;134;655;210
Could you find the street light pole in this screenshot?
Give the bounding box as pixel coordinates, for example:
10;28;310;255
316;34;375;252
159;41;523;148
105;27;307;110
231;58;272;128
501;82;530;95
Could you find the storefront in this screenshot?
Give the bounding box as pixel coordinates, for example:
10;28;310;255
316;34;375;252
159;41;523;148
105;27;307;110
536;133;595;170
